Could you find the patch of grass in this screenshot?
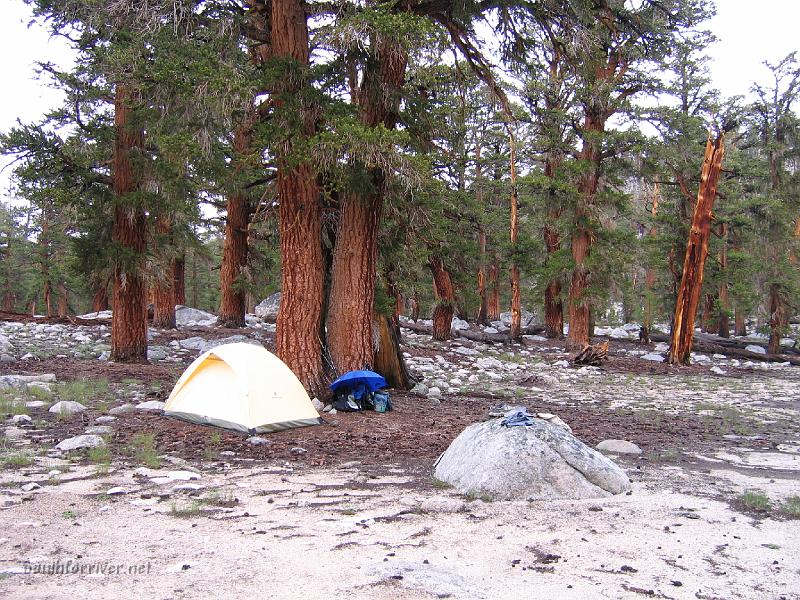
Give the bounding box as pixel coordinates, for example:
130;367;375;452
0;392;28;416
87;444;112;466
431;478;451;490
26;386;53;401
203;431;222;461
55;378;111;404
62;510;77;520
1;451;35;469
498;352;525;364
169;501;202;518
781;496;800;519
650;448;681;463
465;489;494;502
200;490;238;508
126;433;161;468
737;490;771;513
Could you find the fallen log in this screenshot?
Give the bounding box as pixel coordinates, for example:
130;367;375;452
648;333;800;366
400;320;545;343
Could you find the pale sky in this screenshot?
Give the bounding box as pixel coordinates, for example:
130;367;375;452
1;0;798;201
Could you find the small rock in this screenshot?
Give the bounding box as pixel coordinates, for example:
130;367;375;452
710;366;727;375
596;439;642;455
85;425;113;435
95;416;116;424
20;483;40;492
247;436;268;446
311;398;324;411
641;353;664;362
420;497;465;513
56;434;106;452
48;401;87;416
106;487;128;496
3;426;26;441
10;415;32;425
109;404;136;415
745;344;767;355
410;383;429;395
136;401;165;412
25;401;47;410
476;357;503;370
173;483;204;493
427;387;442;399
322;404;333;413
291;447;307;455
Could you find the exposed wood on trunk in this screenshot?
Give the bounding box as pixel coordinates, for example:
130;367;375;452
272;0;326;396
218;120;254;328
768;283;786;355
110;84;148;363
667;132;726;365
372;313;413;390
92;279;110;312
573;340;608;366
734;304;747;336
429;255;455;341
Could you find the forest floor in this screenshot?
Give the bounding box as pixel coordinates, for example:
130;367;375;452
0;312;798;599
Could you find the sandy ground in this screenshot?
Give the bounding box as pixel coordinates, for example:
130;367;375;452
1;455;799;600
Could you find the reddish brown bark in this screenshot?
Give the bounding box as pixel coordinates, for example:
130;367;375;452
173;257;185;305
110;84;148;363
429;256;455;341
372;313;412;390
768;284;785;354
668;132;726;365
476;227;489;325
92;279;110;312
152;214;176;329
327;35;407;373
327;195;382;371
218;122;254;328
272;0;326;396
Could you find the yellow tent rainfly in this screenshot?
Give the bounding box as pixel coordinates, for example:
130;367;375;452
164;342;323;434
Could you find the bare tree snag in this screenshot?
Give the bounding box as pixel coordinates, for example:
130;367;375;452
429;255;455;341
667;131;726;365
110;84;148;363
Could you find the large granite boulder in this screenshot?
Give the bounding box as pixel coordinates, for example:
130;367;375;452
254;293;281;322
175;306;216;326
434;418;630;501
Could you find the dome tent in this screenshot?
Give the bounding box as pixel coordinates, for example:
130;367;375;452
164;343;322;434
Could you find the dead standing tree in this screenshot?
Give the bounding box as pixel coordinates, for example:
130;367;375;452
667;131;725;365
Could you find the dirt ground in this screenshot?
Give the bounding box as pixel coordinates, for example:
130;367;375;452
1;314;799;599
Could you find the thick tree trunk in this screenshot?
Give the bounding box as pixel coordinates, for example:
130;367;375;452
110;84;147;363
326;35;407;374
429;255;455;341
218;121;254;328
272;0;326;396
543;157;564;339
173;256;185;305
476;226;489;325
328;194;381;371
667;132;725;365
566;114;603;352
